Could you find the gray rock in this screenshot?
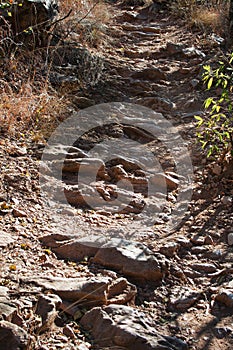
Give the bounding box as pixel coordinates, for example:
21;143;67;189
80;304;188;349
0;320;28;350
228;233;233;246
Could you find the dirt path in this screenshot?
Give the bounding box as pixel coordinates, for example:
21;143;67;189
0;3;233;350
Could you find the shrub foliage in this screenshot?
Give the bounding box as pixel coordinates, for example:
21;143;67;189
195;53;233;161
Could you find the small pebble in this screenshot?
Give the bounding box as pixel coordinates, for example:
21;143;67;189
227;233;233;246
63;325;76;339
204;235;214;245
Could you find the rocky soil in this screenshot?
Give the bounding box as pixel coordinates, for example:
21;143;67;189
0;1;233;350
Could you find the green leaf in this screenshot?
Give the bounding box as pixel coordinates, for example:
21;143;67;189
207;77;213;90
207;147;213;157
194;115;203;122
204;97;213;109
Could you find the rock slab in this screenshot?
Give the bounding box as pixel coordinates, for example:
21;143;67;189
21;275;137;307
40;234;168;281
0;320;28;350
81;304;188;349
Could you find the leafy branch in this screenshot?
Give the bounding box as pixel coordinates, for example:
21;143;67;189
195;53;233;161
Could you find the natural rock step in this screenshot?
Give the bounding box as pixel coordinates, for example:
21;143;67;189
21;275;137;307
62;158;105;173
119;23;161;33
0;287;17;322
215;281;233;307
35;294;62;334
131;68;167;81
168;286;201;312
39;235;169;281
64;184;146;213
123;49;154;59
38;145;88;161
131;96;175;113
80;304;188;349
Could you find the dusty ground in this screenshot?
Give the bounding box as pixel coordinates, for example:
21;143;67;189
0;1;233;349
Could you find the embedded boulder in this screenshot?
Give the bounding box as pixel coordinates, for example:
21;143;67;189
35;294;62;333
0;321;28;350
39;234;169;281
92;238;168;281
80;304;188;350
21;275;137;307
39;234;107;261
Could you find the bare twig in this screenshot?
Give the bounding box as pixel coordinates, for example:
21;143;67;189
50;9;73;28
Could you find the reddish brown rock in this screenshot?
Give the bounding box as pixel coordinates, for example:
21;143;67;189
21;275;137;307
0;321;28;350
35;294;62;333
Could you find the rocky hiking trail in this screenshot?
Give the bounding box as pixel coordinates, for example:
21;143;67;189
0;2;233;350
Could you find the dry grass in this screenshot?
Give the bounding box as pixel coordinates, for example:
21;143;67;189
190;7;223;32
0;44;71;138
0;0;111;139
0;86;71;138
170;0;229;34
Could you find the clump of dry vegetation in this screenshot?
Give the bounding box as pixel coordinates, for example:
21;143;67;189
170;0;229;35
0;0;110;139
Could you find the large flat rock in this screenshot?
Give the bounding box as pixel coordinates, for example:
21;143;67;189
81;304;188;350
21;275;136;307
39;234;168;281
92;238;168;281
40;234;106;261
